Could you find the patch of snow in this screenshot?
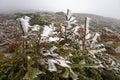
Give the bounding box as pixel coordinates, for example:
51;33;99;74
19;16;31;33
86;17;91;28
69;17;75;22
99;63;104;68
85;33;91;39
67;9;72;20
94;44;104;48
48;59;70;72
79;40;83;50
73;26;80;35
69;53;73;57
41;25;55;37
40;25;57;43
47;58;78;79
31;25;40;31
88;48;106;55
27;56;31;60
50;46;57;54
21;35;28;39
49;37;59;42
111;60;116;66
99;48;106;52
48;59;57;72
61;26;65;33
90;33;100;48
86;17;91;34
42;50;51;56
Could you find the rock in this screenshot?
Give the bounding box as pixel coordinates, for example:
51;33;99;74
105;45;120;56
101;27;120;41
105;45;116;55
104;41;113;45
115;46;120;53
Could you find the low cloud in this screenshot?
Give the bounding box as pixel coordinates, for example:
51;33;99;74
0;0;120;19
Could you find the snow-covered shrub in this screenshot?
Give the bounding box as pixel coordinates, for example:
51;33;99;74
61;9;78;42
0;9;120;80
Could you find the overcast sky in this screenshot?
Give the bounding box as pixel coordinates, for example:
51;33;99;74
0;0;120;19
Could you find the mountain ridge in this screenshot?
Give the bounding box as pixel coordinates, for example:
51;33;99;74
0;11;120;32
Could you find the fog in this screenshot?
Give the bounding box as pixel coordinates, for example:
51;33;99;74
0;0;120;19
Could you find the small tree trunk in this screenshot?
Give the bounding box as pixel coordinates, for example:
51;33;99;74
83;17;87;50
65;25;67;43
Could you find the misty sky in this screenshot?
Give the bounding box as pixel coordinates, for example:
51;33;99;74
0;0;120;19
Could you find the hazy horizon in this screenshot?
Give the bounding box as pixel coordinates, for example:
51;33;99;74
0;0;120;19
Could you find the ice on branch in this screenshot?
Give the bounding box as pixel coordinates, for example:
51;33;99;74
40;25;59;43
85;17;91;40
18;16;41;38
18;16;31;33
41;25;55;37
90;33;100;48
31;25;41;32
86;17;91;34
49;37;59;42
47;59;78;80
48;59;70;71
66;9;72;20
66;9;77;29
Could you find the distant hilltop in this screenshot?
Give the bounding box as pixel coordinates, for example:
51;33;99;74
0;11;120;32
